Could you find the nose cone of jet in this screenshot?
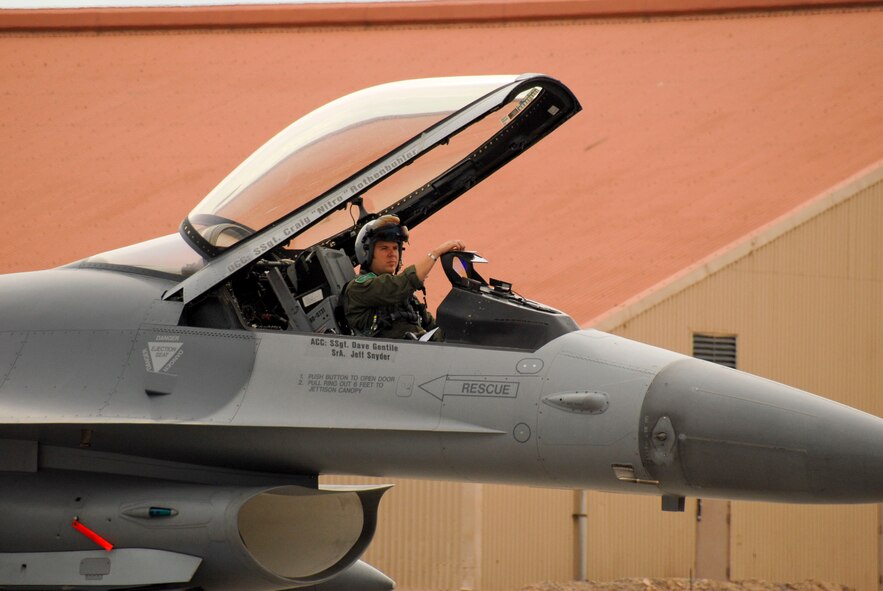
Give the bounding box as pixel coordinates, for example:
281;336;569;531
640;357;883;503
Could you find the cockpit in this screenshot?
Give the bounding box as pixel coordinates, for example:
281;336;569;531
77;75;582;351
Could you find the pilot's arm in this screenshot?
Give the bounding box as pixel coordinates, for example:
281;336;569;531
413;240;465;282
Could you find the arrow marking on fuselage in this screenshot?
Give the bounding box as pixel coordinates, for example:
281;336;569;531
418;376;519;401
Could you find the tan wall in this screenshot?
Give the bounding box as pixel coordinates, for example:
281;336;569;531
585;492;697;580
608;177;883;590
730;503;879;587
320;476;574;591
481;484;573;591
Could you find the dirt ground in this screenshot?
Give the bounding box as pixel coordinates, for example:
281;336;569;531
520;579;852;591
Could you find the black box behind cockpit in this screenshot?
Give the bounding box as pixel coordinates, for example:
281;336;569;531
436;271;578;351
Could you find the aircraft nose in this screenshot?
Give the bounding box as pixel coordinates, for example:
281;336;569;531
639;357;883;503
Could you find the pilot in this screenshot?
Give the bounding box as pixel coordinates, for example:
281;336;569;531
343;215;464;341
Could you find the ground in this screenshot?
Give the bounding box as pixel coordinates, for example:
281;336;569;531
521;580;851;591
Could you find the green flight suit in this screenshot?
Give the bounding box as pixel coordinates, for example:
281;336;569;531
343;265;440;340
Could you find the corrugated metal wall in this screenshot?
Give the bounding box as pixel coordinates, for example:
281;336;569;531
323;178;881;590
730;503;878;587
609;178;883;590
584;492;696;579
319;476;574;590
481;484;573;591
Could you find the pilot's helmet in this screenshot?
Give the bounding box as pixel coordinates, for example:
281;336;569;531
355;214;409;272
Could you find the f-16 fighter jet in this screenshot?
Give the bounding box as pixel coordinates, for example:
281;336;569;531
1;75;881;590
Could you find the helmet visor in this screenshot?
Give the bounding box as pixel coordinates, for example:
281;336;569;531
368;215;409;243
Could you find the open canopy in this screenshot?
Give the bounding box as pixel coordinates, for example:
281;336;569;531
157;74;579;302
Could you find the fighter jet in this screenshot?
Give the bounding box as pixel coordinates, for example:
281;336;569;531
0;74;881;591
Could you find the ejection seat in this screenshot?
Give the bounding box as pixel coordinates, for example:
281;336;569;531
285;247;355;334
181;245;355;333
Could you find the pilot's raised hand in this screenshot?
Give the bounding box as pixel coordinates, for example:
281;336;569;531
415;240;466;281
433;240;466;257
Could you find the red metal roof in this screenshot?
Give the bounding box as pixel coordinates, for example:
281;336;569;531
1;4;881;324
2;0;880;30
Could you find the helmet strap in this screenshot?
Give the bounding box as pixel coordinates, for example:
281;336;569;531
395;243;404;273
